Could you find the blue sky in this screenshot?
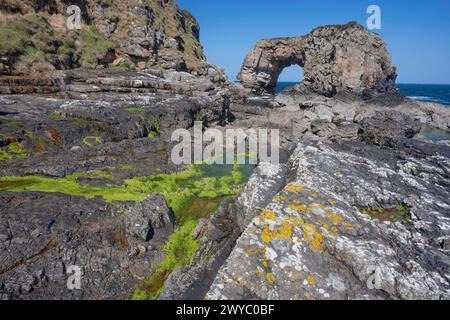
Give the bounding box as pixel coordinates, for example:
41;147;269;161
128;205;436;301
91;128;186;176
178;0;450;84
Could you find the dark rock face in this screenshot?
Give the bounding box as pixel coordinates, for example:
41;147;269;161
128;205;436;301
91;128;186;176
239;22;397;97
0;192;158;300
359;111;422;147
125;195;175;242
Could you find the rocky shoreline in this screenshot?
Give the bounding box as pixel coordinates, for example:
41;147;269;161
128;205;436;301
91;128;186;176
1;1;450;301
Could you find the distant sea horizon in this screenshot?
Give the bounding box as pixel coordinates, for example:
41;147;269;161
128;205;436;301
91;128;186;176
275;82;450;106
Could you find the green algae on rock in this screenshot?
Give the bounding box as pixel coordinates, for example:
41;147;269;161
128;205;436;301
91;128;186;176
361;204;411;223
0;161;252;204
0;158;254;301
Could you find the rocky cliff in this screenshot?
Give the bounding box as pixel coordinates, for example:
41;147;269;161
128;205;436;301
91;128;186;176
239;22;397;97
0;0;213;75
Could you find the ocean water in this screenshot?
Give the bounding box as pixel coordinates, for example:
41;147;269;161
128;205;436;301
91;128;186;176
276;82;450;106
396;84;450;106
275;82;298;94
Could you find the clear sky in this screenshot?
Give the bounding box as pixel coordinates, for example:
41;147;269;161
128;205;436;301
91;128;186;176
178;0;450;84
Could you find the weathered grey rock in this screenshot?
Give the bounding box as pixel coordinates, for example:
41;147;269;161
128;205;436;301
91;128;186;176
239;22;397;97
125;195;175;242
359;111;422;147
208;140;450;300
394;100;450;133
0;192;156;300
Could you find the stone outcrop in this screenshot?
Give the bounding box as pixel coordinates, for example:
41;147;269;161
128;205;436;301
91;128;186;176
125;195;175;242
207;138;450;300
238;22;397;97
0;0;216;75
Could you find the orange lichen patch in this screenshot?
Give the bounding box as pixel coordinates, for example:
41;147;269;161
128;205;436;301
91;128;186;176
288;204;307;212
259;209;276;222
263;260;269;268
275;195;285;201
326;211;344;223
299;219;324;253
261;225;272;243
286;185;305;194
315;203;325;209
306;275;316;286
320;222;330;230
260;215;324;253
266;273;276;284
271;232;281;240
340;222;353;228
280;225;293;239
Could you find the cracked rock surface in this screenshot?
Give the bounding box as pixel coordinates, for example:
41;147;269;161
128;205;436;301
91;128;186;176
207;139;450;300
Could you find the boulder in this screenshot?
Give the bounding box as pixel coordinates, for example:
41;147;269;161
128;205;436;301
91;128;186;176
125;195;175;242
359;111;422;147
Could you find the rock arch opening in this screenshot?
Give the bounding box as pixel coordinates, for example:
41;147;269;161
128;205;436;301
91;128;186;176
275;64;304;94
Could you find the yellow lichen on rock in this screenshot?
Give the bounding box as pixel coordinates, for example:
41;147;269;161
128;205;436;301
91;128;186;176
306;274;316;285
280;225;293;238
259;209;276;222
286;185;306;194
266;273;276;284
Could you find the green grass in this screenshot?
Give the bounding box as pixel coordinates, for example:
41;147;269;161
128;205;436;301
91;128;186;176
77;26;116;68
108;58;135;70
0;149;13;161
0;13;115;71
0;118;24;128
0;160;253;206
